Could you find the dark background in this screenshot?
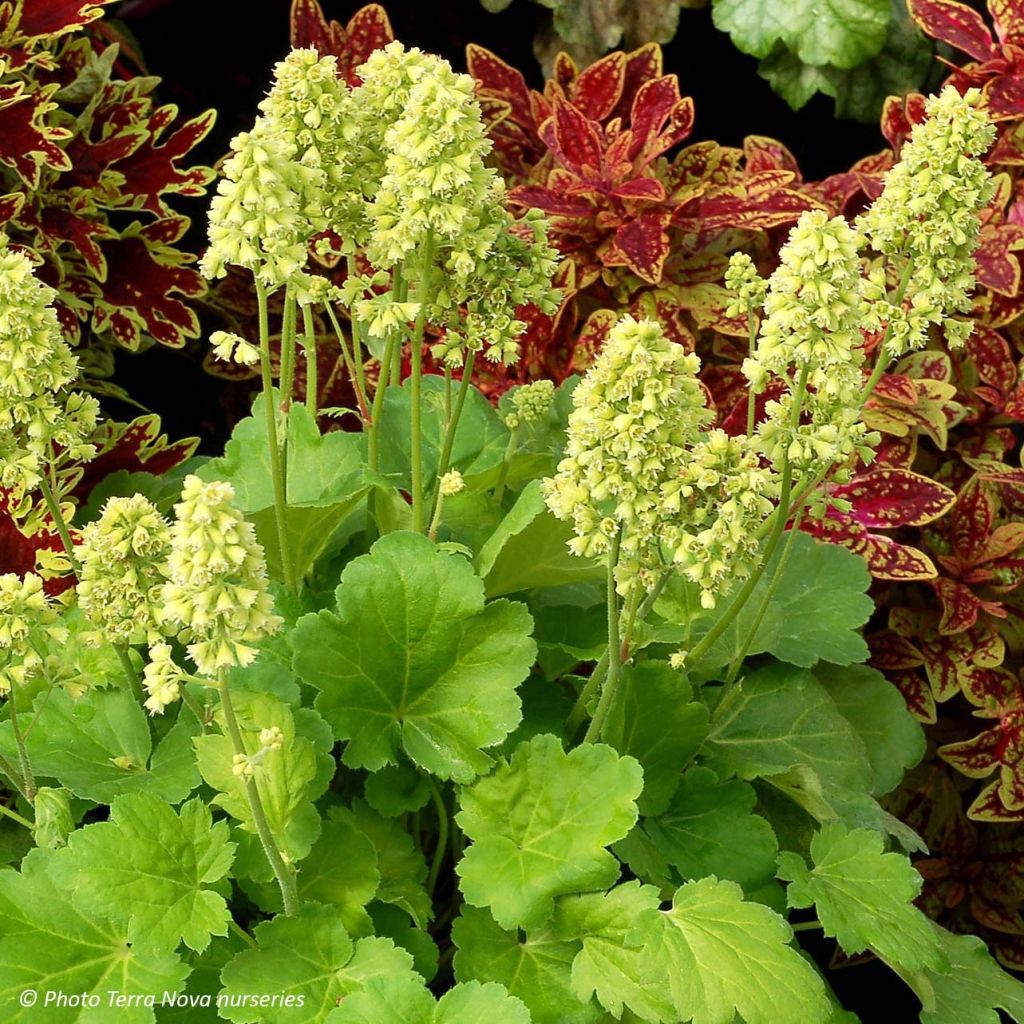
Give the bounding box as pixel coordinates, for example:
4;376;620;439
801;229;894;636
112;2;1001;1018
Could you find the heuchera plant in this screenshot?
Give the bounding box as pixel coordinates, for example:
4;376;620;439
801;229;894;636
0;25;1023;1022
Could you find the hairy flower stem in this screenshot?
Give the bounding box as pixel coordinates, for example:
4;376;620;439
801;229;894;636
686;364;809;670
409;235;435;533
324;302;370;424
430;351;476;519
0;753;28;801
38;476;80;575
280;287;298;415
391;266;406;387
723;510;806;688
0;800;32;829
584;529;624;744
493;427;520;504
367;335;397;474
567;569;672;735
7;697;35;801
217;670;298;915
255;280;297;593
228;918;258;949
746;301;758;437
301;304;318;417
114;645;143;702
345;257;370;404
427;779;448;895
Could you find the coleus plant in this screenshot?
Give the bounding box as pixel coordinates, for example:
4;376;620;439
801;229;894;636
0;34;1021;1024
0;0;215;390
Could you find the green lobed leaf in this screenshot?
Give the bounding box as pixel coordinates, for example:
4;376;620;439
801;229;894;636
364;761;431;818
456;733;643;929
477;480;604;598
642;766;779;891
327;976;530;1024
452;906;602;1024
198;396;372;581
816;664;925;796
637;877;831;1024
900;926;1024;1024
660;532;873;671
218;904;418;1024
0;687;199;804
156;933;247;1023
50;794;235;954
293;531;536;782
0;848;189;1022
367;903;439;983
778;822;947;973
711;0;891;67
553;881;673;1021
332;801;432;928
601;660;710;817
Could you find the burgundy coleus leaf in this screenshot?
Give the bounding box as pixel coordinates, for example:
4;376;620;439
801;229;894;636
992;0;1024;46
907;0;997;60
967;324;1018;410
627;75;694;167
834;468;956;529
607;208;673;283
609;42;662;123
987;74;1024;120
29;205;115;279
13;0;117;40
72;414;199;503
106;107;217;217
546;96;604;177
881;93;928;153
743;135;802;176
290;0;393;86
0;83;72;188
0;490;73;596
91;219;204;350
570;51;626;121
975;222;1024;295
675;171;814;233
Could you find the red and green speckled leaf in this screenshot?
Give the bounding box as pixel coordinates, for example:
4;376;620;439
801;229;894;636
906;0;996;60
92;220;204;350
991;0;1024;46
570;50;626;121
0;83;72;188
678;173;813;233
290;1;393;85
834;469;955;529
13;0;117;39
968;325;1018;406
610;42;663;123
969;779;1024;822
628;76;694;166
932;577;992;634
988;76;1024;122
610;208;673;283
32;207;115;279
975;223;1024;296
743;135;802;176
951;478;998;566
546;96;603;176
881;93;928;153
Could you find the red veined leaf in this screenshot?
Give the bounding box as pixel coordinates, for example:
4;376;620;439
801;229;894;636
570;51;626;121
907;0;996;60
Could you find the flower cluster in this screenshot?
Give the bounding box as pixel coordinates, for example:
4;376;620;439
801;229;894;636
663;430;777;606
859;86;995;356
724;252;767;317
503;379;555;430
76;496;172;647
142;641;184;717
743;210;876;477
0;237;98;504
0;572;59;694
542;316;712;593
160;475;282;677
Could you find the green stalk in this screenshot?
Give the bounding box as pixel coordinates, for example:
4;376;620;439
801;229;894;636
409;235;435;534
390;265;406;387
279;286;298;414
0;800;32;830
0;753;28;801
722;509;805;688
324;301;370;424
860;260;914;403
114;645;143;702
584;529;623;744
38;476;79;575
217;670;298;916
493;426;520;504
367;334;397;473
255;280;297;593
430;351;476;517
427;779;449;895
344;255;370;406
229;919;258;949
685;363;809;670
7;698;35;801
746;300;758;437
301;303;318;417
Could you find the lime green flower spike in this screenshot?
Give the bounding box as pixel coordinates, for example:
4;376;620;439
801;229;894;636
542;315;713;594
859;85;995;356
0;572;58;694
160;475;282;677
0;236;98;504
76;494;172;647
